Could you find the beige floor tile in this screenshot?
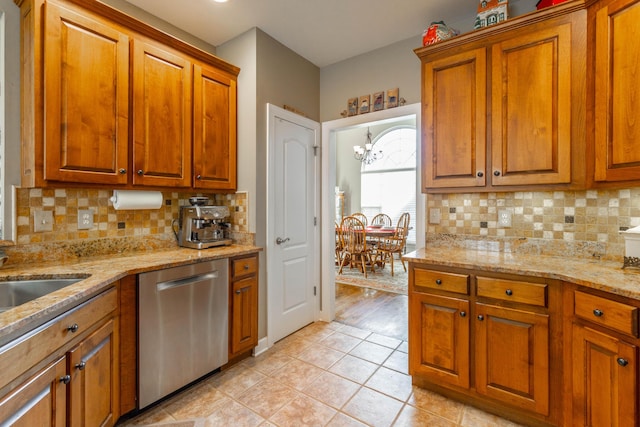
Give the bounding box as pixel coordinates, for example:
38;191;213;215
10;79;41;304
329;354;379;384
293;321;337;342
273;335;315;357
366;333;402;349
393;405;458;427
271;358;325;391
303;371;361;409
382;350;408;375
349;340;394;365
407;387;465;423
460;405;526;427
242;349;296;376
342;387;404;427
206;366;266;398
120;406;174;425
326;413;369;427
335;324;372;340
269;394;337;427
320;331;363;353
163;383;227;419
204;400;264;427
297;343;346;369
237;377;300;418
365;366;413;402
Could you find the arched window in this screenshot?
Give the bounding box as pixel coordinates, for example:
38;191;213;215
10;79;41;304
360;126;416;245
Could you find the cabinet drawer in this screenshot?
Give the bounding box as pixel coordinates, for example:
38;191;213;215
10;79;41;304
0;287;117;391
231;256;258;278
574;291;638;337
476;277;547;307
414;268;469;295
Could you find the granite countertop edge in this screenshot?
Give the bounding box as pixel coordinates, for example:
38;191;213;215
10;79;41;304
0;245;262;346
404;247;640;301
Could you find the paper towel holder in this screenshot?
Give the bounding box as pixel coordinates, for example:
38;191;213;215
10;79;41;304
109;190;163;210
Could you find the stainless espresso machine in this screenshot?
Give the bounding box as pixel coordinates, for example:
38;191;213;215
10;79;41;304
174;197;233;249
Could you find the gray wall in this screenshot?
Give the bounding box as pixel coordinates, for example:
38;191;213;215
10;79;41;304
218;28;320;340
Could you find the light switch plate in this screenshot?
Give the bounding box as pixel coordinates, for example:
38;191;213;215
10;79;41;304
429;208;441;224
498;209;512;228
33;210;54;232
78;209;94;230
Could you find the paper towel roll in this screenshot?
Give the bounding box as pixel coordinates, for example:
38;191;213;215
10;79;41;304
110;190;163;210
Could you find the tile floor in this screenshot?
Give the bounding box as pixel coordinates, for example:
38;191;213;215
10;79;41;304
118;321;523;427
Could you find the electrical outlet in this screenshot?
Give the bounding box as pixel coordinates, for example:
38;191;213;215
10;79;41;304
429;208;441;224
498;209;512;228
33;210;54;232
78;209;94;230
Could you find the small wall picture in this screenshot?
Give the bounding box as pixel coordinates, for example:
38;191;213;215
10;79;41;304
387;88;399;108
347;97;358;116
373;92;384;111
359;95;370;114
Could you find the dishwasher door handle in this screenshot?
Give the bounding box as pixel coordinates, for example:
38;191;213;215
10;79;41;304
156;271;219;292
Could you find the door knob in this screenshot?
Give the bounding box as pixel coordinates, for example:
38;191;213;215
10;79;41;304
276;237;290;245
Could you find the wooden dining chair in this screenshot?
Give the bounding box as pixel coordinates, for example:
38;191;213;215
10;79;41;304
375;212;410;276
371;213;392;227
338;216;375;278
351;212;368;226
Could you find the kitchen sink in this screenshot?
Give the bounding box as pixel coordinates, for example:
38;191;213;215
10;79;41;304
0;277;87;313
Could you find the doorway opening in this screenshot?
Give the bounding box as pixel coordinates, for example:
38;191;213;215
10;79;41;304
320;103;423;326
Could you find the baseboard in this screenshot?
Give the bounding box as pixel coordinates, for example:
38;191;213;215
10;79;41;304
252;337;270;357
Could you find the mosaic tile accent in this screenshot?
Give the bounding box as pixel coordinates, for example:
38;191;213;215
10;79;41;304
13;188;249;245
426;188;640;259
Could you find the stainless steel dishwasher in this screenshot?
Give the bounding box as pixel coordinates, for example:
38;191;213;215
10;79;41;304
138;259;228;409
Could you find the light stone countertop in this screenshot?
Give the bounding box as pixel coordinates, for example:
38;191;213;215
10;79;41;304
404;247;640;301
0;245;261;347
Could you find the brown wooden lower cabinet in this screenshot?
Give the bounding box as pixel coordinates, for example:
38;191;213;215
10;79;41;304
410;262;640;427
229;254;259;359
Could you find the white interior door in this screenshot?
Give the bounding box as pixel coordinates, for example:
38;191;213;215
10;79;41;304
267;104;320;344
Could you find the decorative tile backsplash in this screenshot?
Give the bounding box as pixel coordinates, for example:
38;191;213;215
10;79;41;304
426;188;640;260
14;188;249;245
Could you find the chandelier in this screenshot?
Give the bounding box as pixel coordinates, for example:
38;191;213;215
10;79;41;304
353;128;383;165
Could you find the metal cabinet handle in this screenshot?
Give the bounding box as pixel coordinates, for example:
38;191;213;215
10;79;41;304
75;361;86;371
244;264;250;270
477;315;484;321
477;171;484;177
276;237;290;245
493;170;501;176
137;169;144;175
617;358;629;367
460;311;466;317
235;289;241;294
196;174;202;180
60;375;71;384
118;168;126;174
67;323;79;333
593;309;604;317
435;279;442;285
505;289;513;296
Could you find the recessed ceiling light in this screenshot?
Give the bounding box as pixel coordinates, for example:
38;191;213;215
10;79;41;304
213;0;228;3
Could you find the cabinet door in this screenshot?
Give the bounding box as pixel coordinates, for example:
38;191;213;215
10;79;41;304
409;292;470;388
43;3;129;185
594;0;640;182
572;324;638;426
230;275;258;357
193;64;237;191
491;22;574;186
133;40;192;187
0;357;67;426
475;303;549;415
68;319;118;427
422;48;487;189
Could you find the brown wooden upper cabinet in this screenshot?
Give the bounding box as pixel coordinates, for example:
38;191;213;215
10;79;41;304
592;0;640;184
416;3;587;192
16;0;239;191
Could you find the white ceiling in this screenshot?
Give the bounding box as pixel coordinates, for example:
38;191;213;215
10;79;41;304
123;0;477;68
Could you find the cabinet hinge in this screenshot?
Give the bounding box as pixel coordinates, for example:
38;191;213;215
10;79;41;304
314;286;317;296
314;217;317;226
313;145;319;156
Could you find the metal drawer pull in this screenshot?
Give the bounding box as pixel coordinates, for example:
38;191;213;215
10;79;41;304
459;311;466;317
593;309;604;317
435;279;442;285
477;315;484;321
505;289;513;296
617;358;629;367
67;323;79;333
60;375;71;384
244;264;250;270
75;361;86;371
